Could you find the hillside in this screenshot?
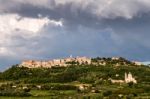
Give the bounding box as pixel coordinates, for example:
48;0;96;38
0;57;149;98
19;57;143;68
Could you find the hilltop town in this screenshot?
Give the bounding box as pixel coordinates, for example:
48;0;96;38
19;56;91;68
0;56;149;98
19;56;143;68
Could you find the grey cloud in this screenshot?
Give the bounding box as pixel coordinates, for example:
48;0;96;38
1;0;150;19
0;0;150;70
1;0;149;32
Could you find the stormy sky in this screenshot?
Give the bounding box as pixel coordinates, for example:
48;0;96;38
0;0;150;70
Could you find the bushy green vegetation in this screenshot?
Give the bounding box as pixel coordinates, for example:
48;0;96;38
0;58;150;98
92;57;133;65
1;64;149;83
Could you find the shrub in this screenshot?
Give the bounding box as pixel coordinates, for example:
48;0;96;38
103;90;112;96
0;89;31;97
41;84;77;90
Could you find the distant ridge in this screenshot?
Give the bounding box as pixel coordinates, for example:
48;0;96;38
141;62;150;66
19;56;143;68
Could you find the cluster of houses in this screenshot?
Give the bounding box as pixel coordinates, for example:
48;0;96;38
19;56;143;68
19;56;91;68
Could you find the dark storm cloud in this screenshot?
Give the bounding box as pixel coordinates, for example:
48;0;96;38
0;0;150;70
4;2;98;31
1;0;150;31
4;0;150;37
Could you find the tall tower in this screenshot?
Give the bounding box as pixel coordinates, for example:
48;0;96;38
125;72;128;83
70;54;73;58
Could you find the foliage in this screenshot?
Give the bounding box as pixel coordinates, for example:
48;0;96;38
0;59;150;98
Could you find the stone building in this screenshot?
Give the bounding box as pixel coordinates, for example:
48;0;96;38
132;61;143;66
110;79;124;83
125;72;137;83
109;72;137;84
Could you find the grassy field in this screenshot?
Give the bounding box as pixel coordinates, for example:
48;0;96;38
0;96;55;99
30;90;77;96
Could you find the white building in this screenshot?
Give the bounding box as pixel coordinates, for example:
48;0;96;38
125;72;137;83
109;72;137;84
